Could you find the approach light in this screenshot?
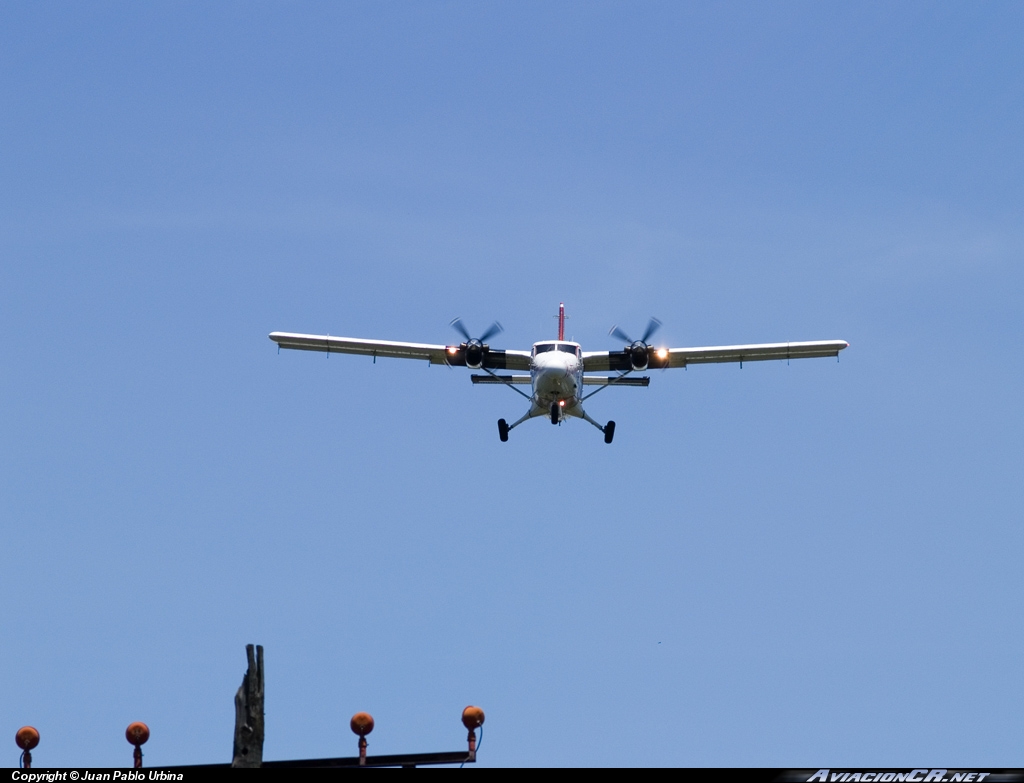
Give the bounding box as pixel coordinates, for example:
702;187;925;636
126;723;149;769
350;712;374;766
462;706;485;730
16;727;39;751
351;712;375;736
126;723;149;746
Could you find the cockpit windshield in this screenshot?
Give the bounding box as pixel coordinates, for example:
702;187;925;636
534;343;579;356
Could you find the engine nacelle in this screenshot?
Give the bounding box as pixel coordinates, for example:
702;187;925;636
445;340;489;369
629;341;649;371
465;340;486;369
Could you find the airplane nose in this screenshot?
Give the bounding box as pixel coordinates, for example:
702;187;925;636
536;360;567;377
535;366;558;385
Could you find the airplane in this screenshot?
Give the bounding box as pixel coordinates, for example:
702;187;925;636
269;303;848;444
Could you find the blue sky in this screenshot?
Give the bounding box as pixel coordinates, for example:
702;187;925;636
2;1;1022;768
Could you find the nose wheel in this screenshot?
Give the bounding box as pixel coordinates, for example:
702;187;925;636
550;403;560;425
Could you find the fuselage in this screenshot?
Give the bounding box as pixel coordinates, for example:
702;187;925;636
531;341;583;417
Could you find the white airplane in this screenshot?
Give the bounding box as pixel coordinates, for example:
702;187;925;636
270;303;848;444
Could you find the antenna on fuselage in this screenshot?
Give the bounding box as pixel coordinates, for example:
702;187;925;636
555;302;568;341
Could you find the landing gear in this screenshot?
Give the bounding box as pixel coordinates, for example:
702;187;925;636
603;420;616;444
501;404;613;443
580;409;614;443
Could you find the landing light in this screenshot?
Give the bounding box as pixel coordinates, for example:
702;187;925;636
656;348;668;359
447;346;458;354
559;400;565;407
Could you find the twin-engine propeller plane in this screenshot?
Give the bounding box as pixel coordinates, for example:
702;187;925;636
270;304;848;444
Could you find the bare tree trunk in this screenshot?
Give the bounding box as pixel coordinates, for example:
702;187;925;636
231;644;264;768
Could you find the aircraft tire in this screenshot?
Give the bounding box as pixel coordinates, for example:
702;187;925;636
498;419;509;442
550;403;559;425
604;421;616;444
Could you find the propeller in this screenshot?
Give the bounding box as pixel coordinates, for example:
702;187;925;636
450;318;503;369
609;317;662;370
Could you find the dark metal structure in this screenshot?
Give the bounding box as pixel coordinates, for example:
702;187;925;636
13;643;483;769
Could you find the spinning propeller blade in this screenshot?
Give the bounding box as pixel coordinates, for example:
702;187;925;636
640;317;662;344
609;325;634;344
479;321;504;342
609;317;661;346
450;318;472;342
450;318;503;344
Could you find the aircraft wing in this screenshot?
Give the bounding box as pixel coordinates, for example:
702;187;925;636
269;332;532;370
583;340;849;372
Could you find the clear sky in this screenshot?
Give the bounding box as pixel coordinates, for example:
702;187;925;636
2;1;1022;768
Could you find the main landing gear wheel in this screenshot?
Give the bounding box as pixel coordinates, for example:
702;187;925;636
497;418;509;442
603;421;616;444
550;403;560;425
